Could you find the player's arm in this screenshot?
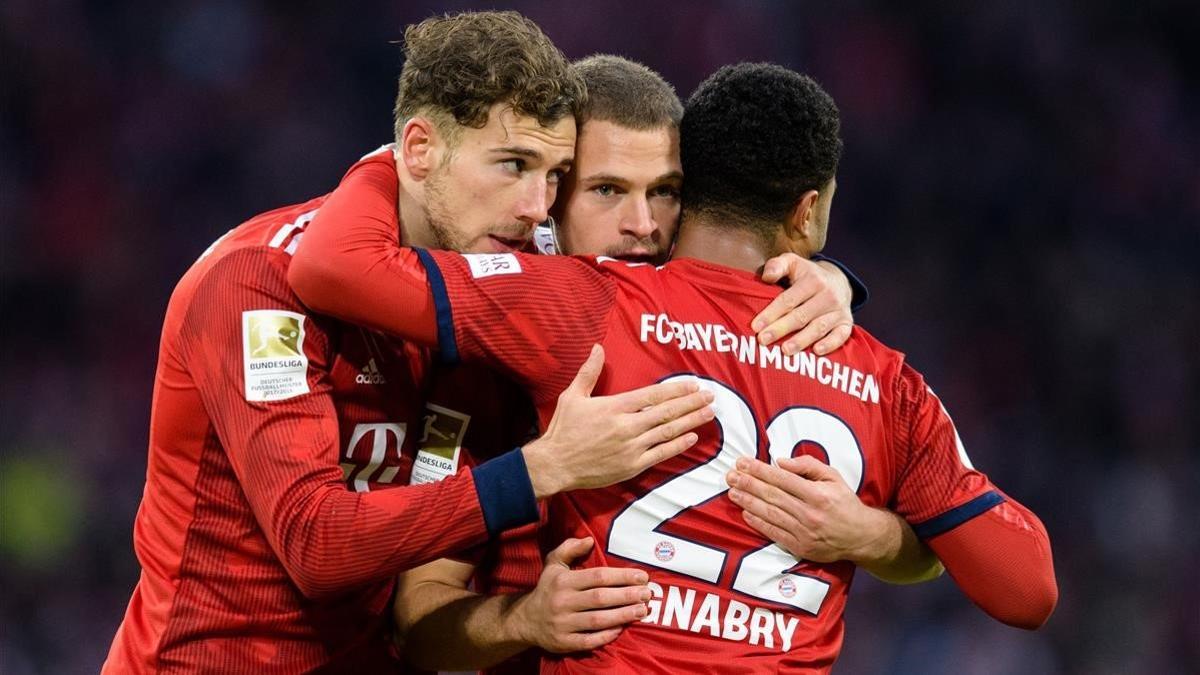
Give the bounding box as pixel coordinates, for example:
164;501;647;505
182;250;539;599
287;151;440;344
396;355;678;670
752;252;870;356
288;153;599;394
921;490;1056;629
287;156;715;492
395;538;648;671
726;456;943;584
891;366;1058;629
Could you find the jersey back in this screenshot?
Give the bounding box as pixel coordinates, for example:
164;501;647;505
422;251;998;674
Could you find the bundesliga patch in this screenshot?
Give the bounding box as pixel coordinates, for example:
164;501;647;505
409;403;471;484
242;310;310;401
465;253;522;279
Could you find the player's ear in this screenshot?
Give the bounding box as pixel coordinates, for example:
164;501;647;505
786;190;820;243
398;116;444;181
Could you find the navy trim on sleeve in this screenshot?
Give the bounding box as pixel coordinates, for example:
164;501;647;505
413;248;459;364
912;490;1005;539
812;254;870;313
471;447;539;537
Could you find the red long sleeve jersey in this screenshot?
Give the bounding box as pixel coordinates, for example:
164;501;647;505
420;248;1016;674
103;196;538;674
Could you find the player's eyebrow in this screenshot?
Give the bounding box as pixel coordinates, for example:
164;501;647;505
581;171;684;185
491;146;543;159
492;146;574;169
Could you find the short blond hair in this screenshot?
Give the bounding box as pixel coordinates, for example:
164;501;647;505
573;55;682;130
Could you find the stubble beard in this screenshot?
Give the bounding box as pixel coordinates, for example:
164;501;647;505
423;165;530;253
604;235;666;263
422;168;468;253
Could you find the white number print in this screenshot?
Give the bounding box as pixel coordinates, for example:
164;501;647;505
607;375;863;615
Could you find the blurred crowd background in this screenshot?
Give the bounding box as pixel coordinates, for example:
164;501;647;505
2;1;1197;673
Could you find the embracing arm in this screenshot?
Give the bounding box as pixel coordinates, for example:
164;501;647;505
183;250;537;599
726;455;943;586
288;153;438;344
396;538;649;671
753;253;868;356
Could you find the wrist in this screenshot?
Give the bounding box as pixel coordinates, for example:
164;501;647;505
848;507;901;567
815;260;853;306
501;592;537;647
522;439;564;499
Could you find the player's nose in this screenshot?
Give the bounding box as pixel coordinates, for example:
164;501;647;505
621;196;656;238
515;177;552;225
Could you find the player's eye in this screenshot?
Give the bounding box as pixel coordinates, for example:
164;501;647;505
651;185;681;200
592;184;618;197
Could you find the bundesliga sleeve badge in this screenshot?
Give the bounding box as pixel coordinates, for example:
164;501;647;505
242;310;310;401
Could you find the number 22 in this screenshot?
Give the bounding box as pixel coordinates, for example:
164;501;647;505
607;375;864;615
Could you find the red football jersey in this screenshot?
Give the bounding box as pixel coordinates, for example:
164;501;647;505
417;362;544;595
104;190;538;673
416;250;1002;674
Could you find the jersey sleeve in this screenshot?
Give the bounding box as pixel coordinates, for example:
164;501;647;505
179;248;538;599
889;363;1057;628
288;152;617;403
287;150;439;345
416;249;616;403
889;363;1002;537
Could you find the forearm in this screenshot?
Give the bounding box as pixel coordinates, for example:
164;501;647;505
925;496;1057;629
288;156;439;344
274;476;484;598
854;507;943;585
260;448;537;598
397;581;530;671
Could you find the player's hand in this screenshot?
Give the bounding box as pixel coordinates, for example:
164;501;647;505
524;344;714;497
752;254;854;356
725;455;892;565
509;537;650;653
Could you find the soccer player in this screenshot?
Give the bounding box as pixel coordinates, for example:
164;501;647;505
389;56;942;674
101;13;720;673
288;63;1058;672
541;55;865;359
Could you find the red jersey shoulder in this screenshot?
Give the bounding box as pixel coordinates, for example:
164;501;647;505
839;326;907;392
195;144;392;271
194;195;329;274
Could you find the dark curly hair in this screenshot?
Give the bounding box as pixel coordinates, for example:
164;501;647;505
680;63;842;234
394;11;587;145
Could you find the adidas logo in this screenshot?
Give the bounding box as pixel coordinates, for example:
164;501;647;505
355;358;387;385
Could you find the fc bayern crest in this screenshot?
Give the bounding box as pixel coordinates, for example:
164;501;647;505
654;540;676;562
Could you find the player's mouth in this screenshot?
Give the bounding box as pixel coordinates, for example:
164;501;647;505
614;248;659;264
487;234;527;253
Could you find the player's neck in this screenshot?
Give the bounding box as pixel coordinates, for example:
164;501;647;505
672;219;808;273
